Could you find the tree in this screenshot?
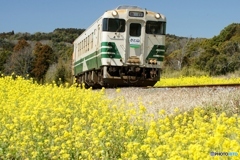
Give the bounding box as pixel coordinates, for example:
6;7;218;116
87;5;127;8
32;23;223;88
31;42;54;83
164;37;192;70
206;54;228;75
45;57;73;85
4;39;34;77
0;39;14;72
55;58;73;85
13;39;29;52
177;36;191;70
0;50;12;72
4;46;34;77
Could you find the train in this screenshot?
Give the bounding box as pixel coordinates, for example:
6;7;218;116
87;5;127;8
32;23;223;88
72;5;166;88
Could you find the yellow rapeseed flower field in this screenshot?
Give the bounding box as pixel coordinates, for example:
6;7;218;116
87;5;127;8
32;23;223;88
0;76;239;159
155;75;240;87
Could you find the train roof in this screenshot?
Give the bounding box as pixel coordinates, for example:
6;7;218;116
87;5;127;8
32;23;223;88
116;5;143;10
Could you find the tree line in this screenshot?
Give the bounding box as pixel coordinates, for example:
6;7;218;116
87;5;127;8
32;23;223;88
0;28;85;85
2;39;54;83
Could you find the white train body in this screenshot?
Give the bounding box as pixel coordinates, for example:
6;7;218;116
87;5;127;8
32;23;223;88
73;5;166;87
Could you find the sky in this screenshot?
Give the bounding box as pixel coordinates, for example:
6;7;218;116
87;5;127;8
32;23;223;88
0;0;240;38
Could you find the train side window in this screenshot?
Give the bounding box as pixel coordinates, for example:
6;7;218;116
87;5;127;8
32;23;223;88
84;39;86;52
86;38;87;51
102;18;125;32
80;42;82;55
79;42;81;55
75;46;77;59
91;32;93;49
87;35;90;51
146;21;166;35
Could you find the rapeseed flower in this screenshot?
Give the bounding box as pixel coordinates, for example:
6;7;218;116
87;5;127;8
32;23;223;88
155;75;240;86
0;76;239;159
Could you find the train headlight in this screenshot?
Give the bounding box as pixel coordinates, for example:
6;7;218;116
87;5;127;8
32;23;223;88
153;59;157;64
155;13;161;19
148;58;157;64
112;10;118;16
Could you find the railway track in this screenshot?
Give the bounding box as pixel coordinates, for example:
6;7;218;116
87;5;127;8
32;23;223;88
94;83;240;89
153;83;240;88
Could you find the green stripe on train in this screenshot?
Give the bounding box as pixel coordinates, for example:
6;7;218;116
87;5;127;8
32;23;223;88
74;63;83;74
74;58;84;66
74;42;122;74
74;51;100;66
86;54;101;70
101;42;122;59
74;51;101;75
146;45;165;61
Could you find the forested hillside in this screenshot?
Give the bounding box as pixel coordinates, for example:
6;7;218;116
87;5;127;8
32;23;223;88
164;23;240;76
0;23;240;84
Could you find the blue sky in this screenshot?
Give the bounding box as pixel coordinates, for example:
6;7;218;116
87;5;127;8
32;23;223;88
0;0;239;38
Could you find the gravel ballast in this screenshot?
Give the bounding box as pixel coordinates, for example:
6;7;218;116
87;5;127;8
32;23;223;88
103;87;240;115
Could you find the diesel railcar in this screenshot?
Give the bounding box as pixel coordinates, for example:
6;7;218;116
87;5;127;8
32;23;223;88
73;5;166;87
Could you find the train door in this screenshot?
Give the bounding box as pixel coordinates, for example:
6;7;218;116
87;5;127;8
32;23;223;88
126;20;144;64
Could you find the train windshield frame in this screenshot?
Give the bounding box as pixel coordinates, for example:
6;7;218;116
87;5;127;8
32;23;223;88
102;18;126;32
145;21;166;35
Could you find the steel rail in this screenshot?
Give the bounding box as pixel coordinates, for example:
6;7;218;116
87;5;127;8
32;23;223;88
154;83;240;88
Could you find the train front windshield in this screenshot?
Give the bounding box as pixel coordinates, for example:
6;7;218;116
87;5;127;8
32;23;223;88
102;18;126;32
146;21;166;35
